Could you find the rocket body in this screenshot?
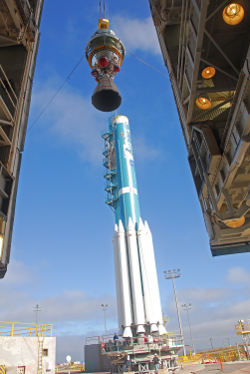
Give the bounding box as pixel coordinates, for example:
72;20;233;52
103;115;166;337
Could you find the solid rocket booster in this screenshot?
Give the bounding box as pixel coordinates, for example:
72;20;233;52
113;221;133;337
103;115;166;337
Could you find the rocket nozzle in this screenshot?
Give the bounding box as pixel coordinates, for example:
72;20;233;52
136;324;145;334
123;326;133;338
150;323;159;333
92;75;121;112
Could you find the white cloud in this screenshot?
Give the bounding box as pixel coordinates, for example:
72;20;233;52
40;290;116;323
0;259;117;363
0;276;116;326
112;16;161;55
1;260;250;360
190;317;238;346
30;83;106;165
163;284;250;350
0;259;36;286
134;137;162;161
227;267;250;284
30;81;162;165
226;299;250;317
178;287;228;304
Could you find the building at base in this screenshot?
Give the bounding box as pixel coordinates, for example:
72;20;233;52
0;322;56;374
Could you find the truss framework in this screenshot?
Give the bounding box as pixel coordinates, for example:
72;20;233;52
0;0;43;277
149;0;250;255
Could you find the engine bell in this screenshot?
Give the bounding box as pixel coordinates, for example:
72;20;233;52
92;75;121;112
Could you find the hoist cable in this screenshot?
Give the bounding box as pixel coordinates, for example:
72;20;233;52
28;51;167;133
28;54;85;133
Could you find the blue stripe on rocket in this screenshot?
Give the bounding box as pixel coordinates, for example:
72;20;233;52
113;118;141;230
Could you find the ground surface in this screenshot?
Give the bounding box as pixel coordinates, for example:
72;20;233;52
178;361;250;374
82;361;250;374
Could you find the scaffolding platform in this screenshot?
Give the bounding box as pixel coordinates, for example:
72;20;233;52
85;334;182;373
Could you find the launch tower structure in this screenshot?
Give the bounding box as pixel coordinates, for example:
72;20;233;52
103;115;166;338
149;0;250;256
0;0;43;277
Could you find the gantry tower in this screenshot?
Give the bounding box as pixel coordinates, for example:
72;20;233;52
149;0;250;256
0;0;43;277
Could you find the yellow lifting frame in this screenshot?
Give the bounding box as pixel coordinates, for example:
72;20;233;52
98;18;109;29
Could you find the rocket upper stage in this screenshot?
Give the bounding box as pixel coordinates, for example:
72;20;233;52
85;19;125;112
103;115;166;337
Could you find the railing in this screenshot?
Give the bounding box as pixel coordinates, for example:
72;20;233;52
235;321;250;335
0;65;18;118
86;333;183;354
0;321;53;337
86;333;181;344
0;365;6;374
56;363;85;373
178;353;202;363
178;345;249;364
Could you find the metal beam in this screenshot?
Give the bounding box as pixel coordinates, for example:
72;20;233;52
194;96;233;122
178;0;190;88
177;0;186;83
190;0;200;17
206;0;228;23
183;95;190;105
0;97;13;121
197;86;236;94
186;45;194;69
200;58;238;82
221;52;250;150
0;119;12;126
0;35;19;47
186;0;209;123
223;189;234;215
184;72;191;92
204;30;240;76
0;78;16;108
0;65;18;102
0;126;11;146
191;138;220;215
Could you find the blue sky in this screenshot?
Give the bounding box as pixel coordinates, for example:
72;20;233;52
1;0;250;363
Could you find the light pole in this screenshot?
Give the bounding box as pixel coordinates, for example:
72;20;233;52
210;337;214;350
101;304;108;334
182;303;195;354
33;304;41;325
164;269;186;356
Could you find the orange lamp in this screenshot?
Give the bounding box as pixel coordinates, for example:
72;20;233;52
195;95;212;110
223;3;244;25
202;66;216;79
224;216;245;228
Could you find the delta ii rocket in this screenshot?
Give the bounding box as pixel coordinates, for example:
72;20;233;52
103;115;166;338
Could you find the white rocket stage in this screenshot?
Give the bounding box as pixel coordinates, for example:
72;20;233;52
113;218;166;338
